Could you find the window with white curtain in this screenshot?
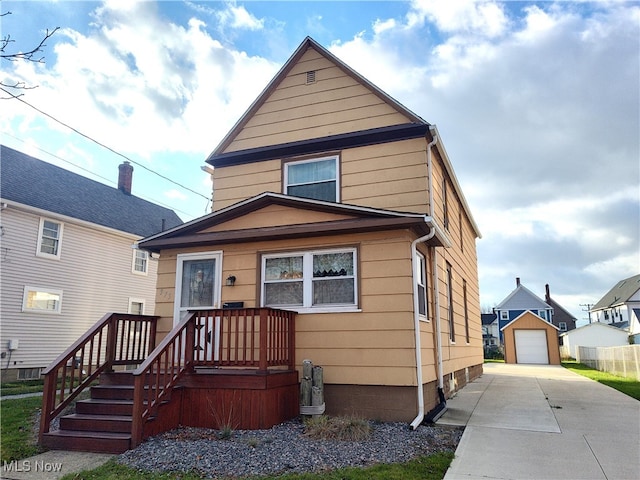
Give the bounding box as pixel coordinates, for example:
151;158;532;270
262;248;357;312
284;156;339;202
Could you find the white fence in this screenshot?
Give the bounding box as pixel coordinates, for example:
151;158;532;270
576;345;640;380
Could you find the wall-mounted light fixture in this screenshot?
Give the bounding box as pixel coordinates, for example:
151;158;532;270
226;275;236;286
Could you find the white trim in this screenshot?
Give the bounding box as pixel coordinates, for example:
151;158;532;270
128;297;146;315
2;199;141;240
174;251;223;326
36;217;63;260
284;155;340;202
22;286;63;314
416;251;428;321
131;249;149;275
261;247;357;310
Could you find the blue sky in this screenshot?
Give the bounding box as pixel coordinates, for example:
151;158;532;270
2;0;639;322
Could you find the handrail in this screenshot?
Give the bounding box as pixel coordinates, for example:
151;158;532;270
131;312;196;447
38;313;159;444
130;307;295;447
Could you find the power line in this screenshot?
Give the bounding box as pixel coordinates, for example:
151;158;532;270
1;86;211;202
2;132;203;219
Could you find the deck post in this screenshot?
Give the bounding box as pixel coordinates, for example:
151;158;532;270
259;309;268;372
185;315;195;372
287;311;296;371
105;313;118;372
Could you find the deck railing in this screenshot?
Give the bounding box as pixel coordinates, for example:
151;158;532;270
131;307;295;447
39;313;158;441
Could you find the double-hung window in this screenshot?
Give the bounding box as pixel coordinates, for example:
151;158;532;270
37;218;62;259
262;248;357;312
416;252;428;318
284;156;339;202
132;249;149;275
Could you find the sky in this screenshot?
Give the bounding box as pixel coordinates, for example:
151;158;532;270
2;0;639;325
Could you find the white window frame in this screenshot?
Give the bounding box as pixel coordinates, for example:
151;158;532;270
22;286;63;314
500;310;509;320
283;155;340;202
128;298;146;315
36;217;63;260
174;251;223;326
538;309;547;320
559;322;567;332
261;247;358;313
416;251;428;320
132;249;149;275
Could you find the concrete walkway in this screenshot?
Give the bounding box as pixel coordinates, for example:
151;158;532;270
438;363;640;480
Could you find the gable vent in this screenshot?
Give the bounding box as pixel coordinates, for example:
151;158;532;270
306;70;316;84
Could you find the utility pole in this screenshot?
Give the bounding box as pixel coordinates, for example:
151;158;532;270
580;304;594;323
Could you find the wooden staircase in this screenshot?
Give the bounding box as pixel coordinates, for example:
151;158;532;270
41;372;137;454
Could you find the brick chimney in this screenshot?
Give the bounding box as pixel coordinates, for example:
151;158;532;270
516;277;521;287
545;284;551;302
118;161;133;195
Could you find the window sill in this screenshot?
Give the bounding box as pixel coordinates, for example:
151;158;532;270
293;307;362;314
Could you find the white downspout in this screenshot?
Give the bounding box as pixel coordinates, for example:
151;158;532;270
427;128;445;393
409;131;440;430
409;228;436;430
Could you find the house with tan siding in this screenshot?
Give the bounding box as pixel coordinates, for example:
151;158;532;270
0;145;182;382
139;37;483;426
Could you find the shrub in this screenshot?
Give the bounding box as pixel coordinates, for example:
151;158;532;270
303;415;372;441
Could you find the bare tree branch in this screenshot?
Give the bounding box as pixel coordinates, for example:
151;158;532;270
1;9;59;96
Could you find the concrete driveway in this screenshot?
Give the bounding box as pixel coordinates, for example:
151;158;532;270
437;363;640;480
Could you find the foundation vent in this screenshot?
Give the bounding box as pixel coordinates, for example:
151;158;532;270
306;70;316;84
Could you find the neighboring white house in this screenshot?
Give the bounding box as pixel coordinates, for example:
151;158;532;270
590;274;640;338
0;145;182;382
559;322;630;359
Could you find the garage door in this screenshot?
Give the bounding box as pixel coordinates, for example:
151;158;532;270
514;330;549;364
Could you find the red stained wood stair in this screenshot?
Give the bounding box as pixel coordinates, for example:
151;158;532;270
39;309;298;454
41;371;138;454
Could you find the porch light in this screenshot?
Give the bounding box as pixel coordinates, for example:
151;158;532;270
226;275;236;286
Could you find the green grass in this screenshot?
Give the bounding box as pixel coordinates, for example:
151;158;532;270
60;452;455;480
1;379;46;396
483;359;504;363
562;361;640;400
0;396;45;462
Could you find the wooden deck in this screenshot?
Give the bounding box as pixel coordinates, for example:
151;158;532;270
39;309;298;453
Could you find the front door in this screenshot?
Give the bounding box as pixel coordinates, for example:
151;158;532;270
174;252;223;361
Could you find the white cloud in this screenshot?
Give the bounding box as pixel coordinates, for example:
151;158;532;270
409;0;509;37
164;189;188;201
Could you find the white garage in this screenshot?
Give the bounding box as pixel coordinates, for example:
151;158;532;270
514;330;549;364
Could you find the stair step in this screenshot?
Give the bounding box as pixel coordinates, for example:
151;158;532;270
76;399;135;416
99;371;136;386
41;430;131;454
91;384;135;400
59;413;132;433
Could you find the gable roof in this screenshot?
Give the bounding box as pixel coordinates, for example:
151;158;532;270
500;310;560;331
545;297;576;322
495;284;552;311
138;192;450;253
591;274;640;310
559;321;629;337
481;313;497;325
208;36;427;160
1;145;182;238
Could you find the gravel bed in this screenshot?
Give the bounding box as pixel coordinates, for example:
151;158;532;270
118;418;462;479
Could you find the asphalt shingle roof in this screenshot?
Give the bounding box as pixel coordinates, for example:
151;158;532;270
1;145;182;237
591;274;640;310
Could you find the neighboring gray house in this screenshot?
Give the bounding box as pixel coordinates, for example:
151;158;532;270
590;274;640;339
544;284;577;333
495;278;554;343
481;313;498;347
0;145;182;381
